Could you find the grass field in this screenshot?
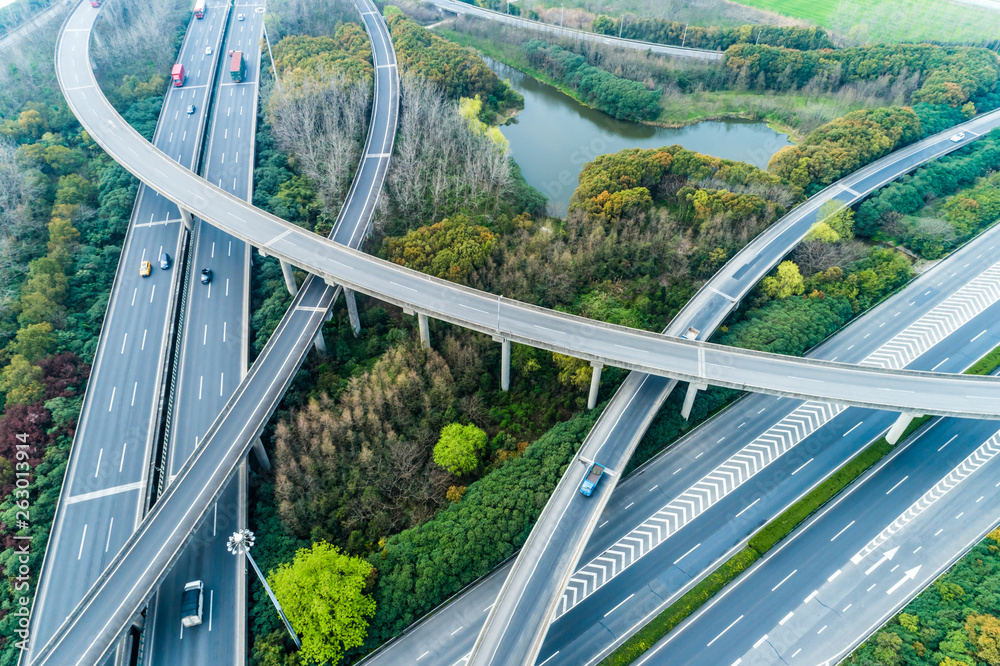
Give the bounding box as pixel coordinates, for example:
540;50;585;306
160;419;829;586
731;0;1000;45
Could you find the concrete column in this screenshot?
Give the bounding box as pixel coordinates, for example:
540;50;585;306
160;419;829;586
313;331;327;355
886;412;923;445
344;288;361;337
252;437;271;471
418;313;430;349
681;382;708;420
587;362;603;410
493;336;511;391
280;260;298;296
179;208;193;231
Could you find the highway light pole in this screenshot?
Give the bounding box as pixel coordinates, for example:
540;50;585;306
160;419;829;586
260;11;282;93
228;529;301;649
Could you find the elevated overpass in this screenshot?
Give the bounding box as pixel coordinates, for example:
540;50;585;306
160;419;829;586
31;0;1000;663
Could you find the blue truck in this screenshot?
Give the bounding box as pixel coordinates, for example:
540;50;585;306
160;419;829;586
579;462;605;496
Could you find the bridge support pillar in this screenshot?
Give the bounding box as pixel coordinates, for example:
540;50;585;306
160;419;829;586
252;437;271;471
179;208;193;231
681;382;708;420
344;288;361;337
587;362;603;410
493;336;511;391
279;260;298;297
886;412;923;445
313;331;327;355
418;312;431;349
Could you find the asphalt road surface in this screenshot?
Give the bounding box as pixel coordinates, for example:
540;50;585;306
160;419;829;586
645;407;1000;666
466;111;1000;666
364;221;1000;666
25;5;227;661
145;3;264;664
27;0;398;662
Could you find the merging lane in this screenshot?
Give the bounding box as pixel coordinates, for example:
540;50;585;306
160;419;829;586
362;220;1000;665
41;0;1000;662
647;403;1000;665
465;107;1000;666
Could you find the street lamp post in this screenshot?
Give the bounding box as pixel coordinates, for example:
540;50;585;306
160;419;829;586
228;529;302;649
560;3;564;27
260;11;282;93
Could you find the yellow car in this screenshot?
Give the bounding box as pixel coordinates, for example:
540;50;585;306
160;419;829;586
140;260;152;277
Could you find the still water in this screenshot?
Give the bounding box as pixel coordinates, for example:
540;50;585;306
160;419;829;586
488;59;794;216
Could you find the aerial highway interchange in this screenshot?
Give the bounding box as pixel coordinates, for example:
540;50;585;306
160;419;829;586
16;0;1000;664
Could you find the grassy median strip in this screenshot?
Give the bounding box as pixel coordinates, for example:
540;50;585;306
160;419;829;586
601;344;1000;665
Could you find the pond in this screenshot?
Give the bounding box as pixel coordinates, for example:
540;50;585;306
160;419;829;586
487;59;795;217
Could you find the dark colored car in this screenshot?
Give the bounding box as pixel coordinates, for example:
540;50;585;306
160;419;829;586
200;268;212;284
181;580;204;627
159;251;171;270
580;462;605;496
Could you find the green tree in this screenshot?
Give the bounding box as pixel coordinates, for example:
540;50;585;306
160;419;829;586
6;322;56;362
268;541;376;665
433;423;488;475
761;261;805;299
383;215;497;283
0;355;45;406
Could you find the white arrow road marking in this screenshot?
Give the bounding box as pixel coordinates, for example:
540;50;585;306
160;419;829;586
887;566;922;594
864;547;899;575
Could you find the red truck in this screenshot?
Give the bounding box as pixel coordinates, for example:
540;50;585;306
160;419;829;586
171;64;185;87
89;0;100;6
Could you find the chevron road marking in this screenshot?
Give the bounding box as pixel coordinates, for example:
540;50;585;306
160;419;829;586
554;261;1000;618
864;263;1000;369
850;431;1000;565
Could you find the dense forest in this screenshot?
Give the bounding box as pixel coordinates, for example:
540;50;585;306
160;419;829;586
0;0;189;662
592;14;834;52
386;10;522;121
724;43;1000;109
768;106;923;193
522;39;662;121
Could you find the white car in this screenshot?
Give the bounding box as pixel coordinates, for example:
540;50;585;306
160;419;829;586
205;46;212;55
950;132;966;142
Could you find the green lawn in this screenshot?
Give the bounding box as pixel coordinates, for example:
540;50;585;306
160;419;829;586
732;0;1000;45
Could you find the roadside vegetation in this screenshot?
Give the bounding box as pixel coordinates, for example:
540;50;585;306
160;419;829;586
435;11;1000;142
846;518;1000;665
521;0;1000;47
0;0;187;662
244;4;1000;661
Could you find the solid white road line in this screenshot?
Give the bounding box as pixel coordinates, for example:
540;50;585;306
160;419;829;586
771;569;797;592
78;524;87;559
707;615;744;647
831;521;854;541
64;481;143;504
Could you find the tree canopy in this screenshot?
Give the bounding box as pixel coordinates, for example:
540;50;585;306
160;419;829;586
433;423;488;475
268;541;376;665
